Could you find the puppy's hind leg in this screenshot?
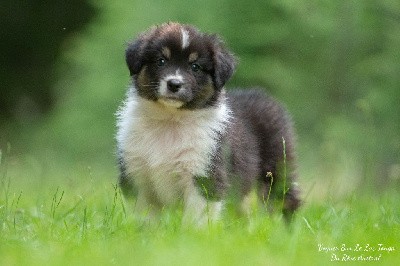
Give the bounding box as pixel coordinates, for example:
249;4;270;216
282;182;301;222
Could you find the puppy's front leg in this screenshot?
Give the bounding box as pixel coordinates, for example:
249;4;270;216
134;192;158;224
182;188;223;227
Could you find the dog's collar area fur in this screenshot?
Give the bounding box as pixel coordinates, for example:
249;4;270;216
118;86;227;144
116;86;231;225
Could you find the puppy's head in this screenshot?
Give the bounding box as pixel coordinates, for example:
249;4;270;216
126;22;236;109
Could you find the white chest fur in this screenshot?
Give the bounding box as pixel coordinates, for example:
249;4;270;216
116;89;230;205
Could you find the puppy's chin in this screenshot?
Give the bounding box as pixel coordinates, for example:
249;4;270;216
158;98;184;108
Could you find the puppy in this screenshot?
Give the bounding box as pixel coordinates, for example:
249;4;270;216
116;22;300;225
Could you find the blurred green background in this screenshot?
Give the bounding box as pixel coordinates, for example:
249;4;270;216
1;0;399;199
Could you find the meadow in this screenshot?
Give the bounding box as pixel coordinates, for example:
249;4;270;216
1;0;399;265
1;147;399;265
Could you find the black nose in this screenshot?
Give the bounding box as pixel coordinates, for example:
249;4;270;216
167;79;183;93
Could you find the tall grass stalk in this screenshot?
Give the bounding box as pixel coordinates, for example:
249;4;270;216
51;187;64;219
262;172;274;212
281;137;288;212
82;206;88;240
200;183;211;227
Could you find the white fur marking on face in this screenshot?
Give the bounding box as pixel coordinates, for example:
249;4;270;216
158;70;185;108
159;70;184;95
181;28;190;49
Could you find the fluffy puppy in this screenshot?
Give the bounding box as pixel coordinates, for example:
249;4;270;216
116;22;300;225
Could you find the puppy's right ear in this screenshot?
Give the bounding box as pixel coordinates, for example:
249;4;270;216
125;38;146;76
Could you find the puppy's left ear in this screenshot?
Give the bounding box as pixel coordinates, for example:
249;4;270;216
212;36;237;89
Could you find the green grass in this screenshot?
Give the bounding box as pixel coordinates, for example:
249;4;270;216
1;152;399;266
2;0;399;264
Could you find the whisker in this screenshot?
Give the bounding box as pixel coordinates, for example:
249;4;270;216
141;84;159;87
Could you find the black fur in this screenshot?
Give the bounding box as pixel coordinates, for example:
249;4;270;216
117;148;137;198
226;90;301;218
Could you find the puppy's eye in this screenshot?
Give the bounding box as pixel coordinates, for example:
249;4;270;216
191;63;201;72
156;58;166;67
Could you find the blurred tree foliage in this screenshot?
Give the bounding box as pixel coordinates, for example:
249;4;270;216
0;0;96;123
1;0;399;187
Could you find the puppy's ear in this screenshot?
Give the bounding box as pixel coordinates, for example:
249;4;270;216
125;38;145;76
212;36;237;89
126;28;154;76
